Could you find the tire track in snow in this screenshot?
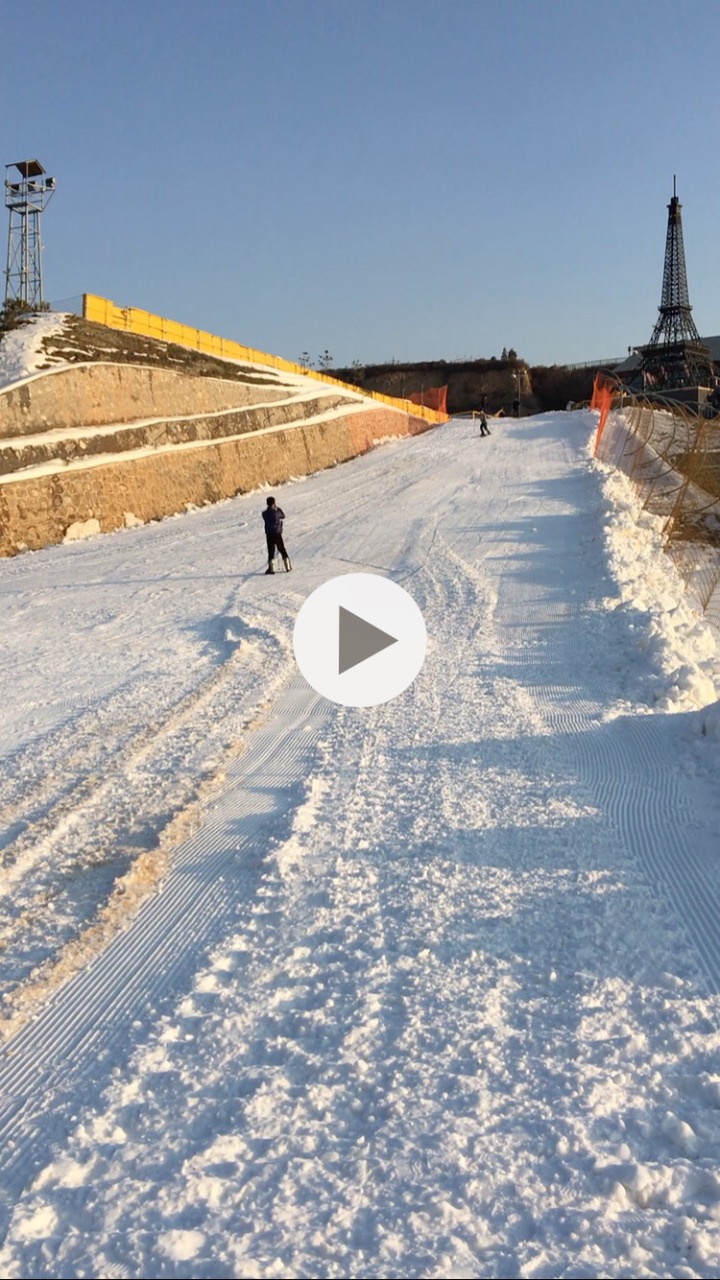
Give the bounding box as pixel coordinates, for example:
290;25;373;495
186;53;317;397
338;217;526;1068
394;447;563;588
209;520;630;1278
503;619;720;990
0;599;286;851
0;604;294;1014
584;715;720;992
2;669;325;1063
451;435;720;997
0;671;331;1230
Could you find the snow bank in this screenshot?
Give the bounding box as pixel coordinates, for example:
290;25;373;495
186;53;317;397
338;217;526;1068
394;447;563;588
592;439;720;727
0;312;69;390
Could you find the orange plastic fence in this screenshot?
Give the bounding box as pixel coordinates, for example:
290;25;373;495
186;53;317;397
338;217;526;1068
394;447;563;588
408;385;448;414
591;372;615;450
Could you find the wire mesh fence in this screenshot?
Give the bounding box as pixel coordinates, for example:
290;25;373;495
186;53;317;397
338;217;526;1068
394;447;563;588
592;372;720;631
47;296;83;315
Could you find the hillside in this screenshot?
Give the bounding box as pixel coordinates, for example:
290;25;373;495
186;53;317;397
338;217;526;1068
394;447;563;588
331;356;614;414
1;312;280;387
0;313;438;558
0;315;607;415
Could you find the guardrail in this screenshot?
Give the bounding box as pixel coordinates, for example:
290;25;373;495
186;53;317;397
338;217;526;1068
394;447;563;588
81;294;449;426
564;357;625;370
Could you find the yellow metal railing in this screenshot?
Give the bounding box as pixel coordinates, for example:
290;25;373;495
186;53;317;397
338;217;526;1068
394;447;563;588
82;294;448;426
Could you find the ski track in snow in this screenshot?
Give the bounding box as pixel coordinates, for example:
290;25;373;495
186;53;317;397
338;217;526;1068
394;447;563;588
1;413;720;1277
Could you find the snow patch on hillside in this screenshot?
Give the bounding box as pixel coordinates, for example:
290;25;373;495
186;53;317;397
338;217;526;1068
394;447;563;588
0;312;69;390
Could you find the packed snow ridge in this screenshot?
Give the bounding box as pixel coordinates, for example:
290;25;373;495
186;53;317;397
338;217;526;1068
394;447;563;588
1;408;720;1279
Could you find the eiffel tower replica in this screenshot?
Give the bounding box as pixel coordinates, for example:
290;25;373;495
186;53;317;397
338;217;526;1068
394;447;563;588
636;177;713;394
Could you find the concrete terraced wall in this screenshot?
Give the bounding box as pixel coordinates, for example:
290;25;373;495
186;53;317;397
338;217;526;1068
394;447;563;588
0;362;291;438
0;405;433;557
0;392;355;478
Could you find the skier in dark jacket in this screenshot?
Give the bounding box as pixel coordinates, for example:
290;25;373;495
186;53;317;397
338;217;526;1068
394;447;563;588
262;496;291;574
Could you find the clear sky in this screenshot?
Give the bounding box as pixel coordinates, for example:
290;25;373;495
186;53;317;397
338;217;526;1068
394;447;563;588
3;0;720;368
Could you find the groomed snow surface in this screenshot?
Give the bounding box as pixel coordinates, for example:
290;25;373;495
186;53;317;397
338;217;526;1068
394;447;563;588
1;411;720;1279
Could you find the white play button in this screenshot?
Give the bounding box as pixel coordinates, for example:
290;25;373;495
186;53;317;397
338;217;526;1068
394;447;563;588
293;573;427;707
338;606;398;674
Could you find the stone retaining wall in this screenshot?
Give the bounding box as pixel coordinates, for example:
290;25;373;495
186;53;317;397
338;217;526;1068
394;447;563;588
0;392;354;478
0;362;291;438
0;406;433;557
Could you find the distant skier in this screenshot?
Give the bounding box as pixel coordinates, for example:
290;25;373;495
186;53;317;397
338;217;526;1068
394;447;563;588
478;410;491;437
262;496;291;574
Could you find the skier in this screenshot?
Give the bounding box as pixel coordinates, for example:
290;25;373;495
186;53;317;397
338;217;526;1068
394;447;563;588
478;410;491;437
262;496;291;574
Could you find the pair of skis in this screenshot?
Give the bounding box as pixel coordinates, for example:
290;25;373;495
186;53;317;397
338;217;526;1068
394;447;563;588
265;557;292;575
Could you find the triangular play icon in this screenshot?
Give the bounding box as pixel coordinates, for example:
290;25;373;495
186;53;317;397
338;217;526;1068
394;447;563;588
338;605;398;675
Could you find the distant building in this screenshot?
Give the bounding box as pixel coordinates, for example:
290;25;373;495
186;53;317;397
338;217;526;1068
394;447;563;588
615;335;720;377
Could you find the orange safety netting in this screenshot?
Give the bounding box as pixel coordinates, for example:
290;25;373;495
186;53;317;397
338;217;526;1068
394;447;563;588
591;372;615;451
408;385;448;415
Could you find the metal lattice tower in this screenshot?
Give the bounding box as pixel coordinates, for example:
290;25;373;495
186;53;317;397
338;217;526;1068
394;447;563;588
4;159;56;309
648;176;701;345
637;178;712;389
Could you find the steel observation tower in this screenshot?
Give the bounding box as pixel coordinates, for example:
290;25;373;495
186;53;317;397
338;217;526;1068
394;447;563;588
4;159;56;310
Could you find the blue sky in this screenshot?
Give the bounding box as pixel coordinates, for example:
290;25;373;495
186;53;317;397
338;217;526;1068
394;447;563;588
3;0;720;367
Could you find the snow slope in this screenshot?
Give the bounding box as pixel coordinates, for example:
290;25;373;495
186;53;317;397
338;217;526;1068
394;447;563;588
1;411;720;1278
0;313;69;389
